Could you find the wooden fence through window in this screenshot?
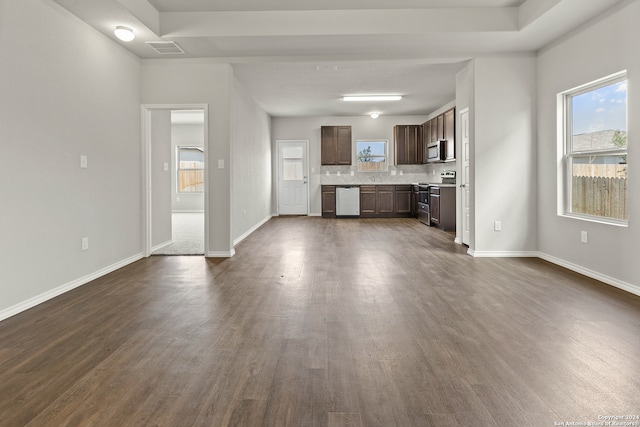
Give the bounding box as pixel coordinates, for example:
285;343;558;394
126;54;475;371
572;176;627;220
179;170;204;192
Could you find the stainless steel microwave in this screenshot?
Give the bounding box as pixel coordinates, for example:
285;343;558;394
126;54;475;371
427;140;446;163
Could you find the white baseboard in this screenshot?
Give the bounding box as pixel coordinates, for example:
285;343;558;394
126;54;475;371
468;249;539;258
538;252;640;297
172;210;204;213
309;213;322;217
0;252;144;322
206;249;236;258
233;215;272;247
151;239;173;252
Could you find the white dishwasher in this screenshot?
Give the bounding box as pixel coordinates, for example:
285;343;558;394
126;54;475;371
336;186;360;216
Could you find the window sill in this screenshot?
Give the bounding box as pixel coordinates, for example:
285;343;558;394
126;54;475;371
560;212;628;227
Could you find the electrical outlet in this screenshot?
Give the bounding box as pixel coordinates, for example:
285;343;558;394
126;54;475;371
337;171;341;176
581;231;588;243
81;237;89;251
494;221;502;232
80;155;87;169
350;171;354;176
243;209;247;218
391;170;396;176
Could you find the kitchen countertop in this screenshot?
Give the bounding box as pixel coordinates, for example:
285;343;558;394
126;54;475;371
324;182;458;187
427;183;457;187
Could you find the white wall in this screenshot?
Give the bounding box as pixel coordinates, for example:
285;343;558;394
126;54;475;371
151;110;172;247
171;123;205;212
472;56;538;255
231;79;273;243
537;0;640;292
271;115;430;215
0;0;142;317
141;60;233;256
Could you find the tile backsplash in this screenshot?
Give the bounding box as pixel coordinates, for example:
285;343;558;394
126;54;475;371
320;162;456;185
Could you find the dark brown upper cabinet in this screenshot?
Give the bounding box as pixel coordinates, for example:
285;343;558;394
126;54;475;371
321;126;352;165
394;125;422;165
423;107;456;163
443;108;456;161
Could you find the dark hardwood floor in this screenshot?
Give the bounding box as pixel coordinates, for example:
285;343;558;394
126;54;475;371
1;217;639;426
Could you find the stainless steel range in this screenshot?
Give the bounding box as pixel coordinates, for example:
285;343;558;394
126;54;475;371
440;170;456;184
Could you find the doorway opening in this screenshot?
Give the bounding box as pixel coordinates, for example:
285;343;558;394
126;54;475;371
142;105;209;257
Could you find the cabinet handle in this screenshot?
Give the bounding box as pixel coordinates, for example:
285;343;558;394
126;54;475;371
460;184;466;188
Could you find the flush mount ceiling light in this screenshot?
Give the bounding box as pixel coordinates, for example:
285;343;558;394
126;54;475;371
342;95;402;102
370;112;380;119
114;26;135;42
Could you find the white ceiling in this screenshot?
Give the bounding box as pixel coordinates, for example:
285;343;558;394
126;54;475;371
52;0;624;117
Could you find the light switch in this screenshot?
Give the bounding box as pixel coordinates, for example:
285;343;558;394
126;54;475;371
337;171;341;176
391;170;397;176
163;162;169;171
350;171;354;176
218;159;224;169
80;155;87;169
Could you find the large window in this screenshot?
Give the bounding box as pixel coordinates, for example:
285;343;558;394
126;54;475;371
561;72;628;223
177;147;204;193
357;140;388;172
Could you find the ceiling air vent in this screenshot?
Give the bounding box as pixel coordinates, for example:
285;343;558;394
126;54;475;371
146;41;185;55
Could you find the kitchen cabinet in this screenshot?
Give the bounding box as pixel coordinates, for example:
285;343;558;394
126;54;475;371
429;186;456;231
359;185;412;217
436;114;444;141
430;116;439;143
377;186;395;215
423;108;455;163
359;185;395;217
395;185;412;216
394;125;422;165
321;126;352;165
359;185;377;216
422;121;431;164
321;185;336;218
443;107;456;161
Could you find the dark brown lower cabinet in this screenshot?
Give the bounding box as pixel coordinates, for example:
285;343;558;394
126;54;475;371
359;185;411;217
324;184;417;218
359;186;377;216
429;186;456;231
321;186;336;218
395;185;412;216
377;186;395;215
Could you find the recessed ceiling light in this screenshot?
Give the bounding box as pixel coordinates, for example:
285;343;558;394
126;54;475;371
342;95;402;102
114;26;135;42
370;112;380;119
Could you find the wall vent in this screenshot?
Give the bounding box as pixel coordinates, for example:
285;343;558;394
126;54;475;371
146;41;185;55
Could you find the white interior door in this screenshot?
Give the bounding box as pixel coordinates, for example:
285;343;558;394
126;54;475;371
278;141;308;215
460;108;471;245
